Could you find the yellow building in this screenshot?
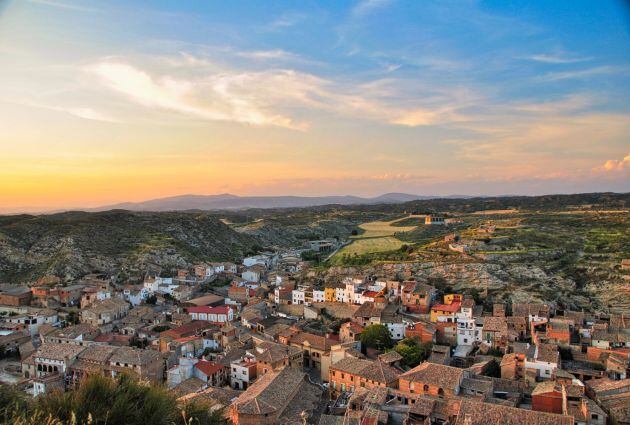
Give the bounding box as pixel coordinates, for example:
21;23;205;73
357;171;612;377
324;287;336;302
429;301;461;323
443;294;463;305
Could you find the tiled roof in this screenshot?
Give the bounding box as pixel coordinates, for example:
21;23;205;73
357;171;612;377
289;331;336;351
194;360;224;376
483;316;508;333
109;346;161;366
455;398;573;425
187;305;232;314
232;367;306;415
35;343;85;361
399;362;463;391
331;358;400;384
431;302;461;313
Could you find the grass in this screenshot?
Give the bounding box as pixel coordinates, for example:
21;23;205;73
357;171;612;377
351;216;417;239
330;216;419;264
337;236;405;256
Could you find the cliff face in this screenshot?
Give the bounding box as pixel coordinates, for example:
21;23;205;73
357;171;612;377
0;211;259;282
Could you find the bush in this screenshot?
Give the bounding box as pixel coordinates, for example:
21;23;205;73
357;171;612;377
0;374;225;425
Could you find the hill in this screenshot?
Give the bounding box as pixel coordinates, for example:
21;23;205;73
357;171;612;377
91;192;440;212
0;210;259;282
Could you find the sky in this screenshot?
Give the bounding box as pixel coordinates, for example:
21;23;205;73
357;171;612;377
0;0;629;212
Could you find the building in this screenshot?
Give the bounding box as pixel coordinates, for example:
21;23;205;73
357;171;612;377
402;282;437;314
230;356;257;390
187;305;234;323
0;286;32;306
430;301;461;323
282;331;336;381
80;298;129;327
398;362;464;398
328;357;400;397
229;367;321;425
425;215;445;225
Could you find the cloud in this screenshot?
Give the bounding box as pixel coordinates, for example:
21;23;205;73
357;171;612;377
88;61;309;130
596;154;630;172
528;54;592;64
28;0;99;13
86;55;476;130
539;66;626;81
351;0;393;17
235;49;300;60
267;13;305;30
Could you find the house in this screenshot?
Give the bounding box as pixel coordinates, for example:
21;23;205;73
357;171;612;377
523;343;560;381
249;340;303;375
283;331;336;381
398;362;464;398
43;323;100;346
405;321;436;343
187;305;234;323
32;343;85;395
230;356;257;390
482;316;509;351
424;215;445;225
107;346;164;383
401;281;437;314
328;357;400;397
80;298;129;327
195;359;228;387
340;322;364;344
0;286;32;306
229;367;321;425
430;301;461;323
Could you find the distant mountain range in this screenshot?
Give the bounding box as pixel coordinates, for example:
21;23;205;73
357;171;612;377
91;192;471;212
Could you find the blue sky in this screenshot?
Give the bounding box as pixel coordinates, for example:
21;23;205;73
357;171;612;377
0;0;628;210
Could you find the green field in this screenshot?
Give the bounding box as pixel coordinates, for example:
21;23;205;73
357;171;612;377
331;216;419;263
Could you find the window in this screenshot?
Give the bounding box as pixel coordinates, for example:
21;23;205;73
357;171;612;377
438;388;444;397
423;384;429;392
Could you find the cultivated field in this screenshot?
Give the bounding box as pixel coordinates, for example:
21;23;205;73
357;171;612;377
331;215;420;262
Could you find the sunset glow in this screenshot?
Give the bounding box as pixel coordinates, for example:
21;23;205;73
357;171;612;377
1;0;628;212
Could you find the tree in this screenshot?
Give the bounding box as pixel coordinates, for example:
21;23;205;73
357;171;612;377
360;324;393;352
392;338;432;368
145;294;158;305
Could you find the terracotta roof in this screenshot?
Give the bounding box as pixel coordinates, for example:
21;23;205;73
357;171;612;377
194;360;224;376
431;302;461;313
399;362;463;391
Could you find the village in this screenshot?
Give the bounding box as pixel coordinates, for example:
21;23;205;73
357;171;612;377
0;231;628;425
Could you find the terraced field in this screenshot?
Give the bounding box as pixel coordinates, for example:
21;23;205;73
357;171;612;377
330;215;420;263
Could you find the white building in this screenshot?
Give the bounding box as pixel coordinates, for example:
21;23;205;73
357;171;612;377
313;289;325;303
292;289;305;305
242;269;261;283
230;356;257;390
187;306;233;323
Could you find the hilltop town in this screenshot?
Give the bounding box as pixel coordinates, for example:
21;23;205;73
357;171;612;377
0;195;629;425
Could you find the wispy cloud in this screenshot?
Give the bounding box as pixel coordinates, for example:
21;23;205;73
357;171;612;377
267;13;305;30
528;53;592;64
28;0;99;13
86;54;476;130
539;66;626;81
351;0;393;17
235;49;300;60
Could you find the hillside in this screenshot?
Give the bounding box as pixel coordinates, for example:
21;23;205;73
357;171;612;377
0;211;259;282
90;192;440;212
